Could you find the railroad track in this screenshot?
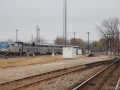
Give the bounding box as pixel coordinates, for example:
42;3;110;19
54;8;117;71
0;59;114;90
72;59;120;90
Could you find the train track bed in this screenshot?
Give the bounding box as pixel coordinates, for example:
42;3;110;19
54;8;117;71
73;59;120;90
0;59;116;90
0;55;110;82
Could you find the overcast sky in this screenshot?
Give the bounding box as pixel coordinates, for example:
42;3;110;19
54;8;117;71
0;0;120;43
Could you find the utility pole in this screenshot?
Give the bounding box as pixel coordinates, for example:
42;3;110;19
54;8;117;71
42;36;43;44
79;38;80;49
36;25;40;53
117;28;119;55
73;32;76;46
37;25;40;43
31;34;33;43
106;32;111;58
98;41;99;53
108;38;111;58
86;32;91;54
16;29;18;42
31;34;34;57
118;31;120;55
63;0;67;47
57;38;59;44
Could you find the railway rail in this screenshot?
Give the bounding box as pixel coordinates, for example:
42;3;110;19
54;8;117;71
0;59;115;90
72;59;120;90
115;78;120;90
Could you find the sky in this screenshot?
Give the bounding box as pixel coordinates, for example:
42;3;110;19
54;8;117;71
0;0;120;43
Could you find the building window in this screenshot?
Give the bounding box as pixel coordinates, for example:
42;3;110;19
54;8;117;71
11;44;14;46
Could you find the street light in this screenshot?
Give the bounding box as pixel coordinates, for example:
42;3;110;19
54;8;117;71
106;33;111;58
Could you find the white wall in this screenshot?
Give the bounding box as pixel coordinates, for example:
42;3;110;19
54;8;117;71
63;47;76;59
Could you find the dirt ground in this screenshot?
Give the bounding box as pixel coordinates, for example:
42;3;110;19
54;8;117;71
0;55;86;70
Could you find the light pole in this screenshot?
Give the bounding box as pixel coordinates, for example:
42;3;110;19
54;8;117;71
36;25;40;53
98;41;99;54
16;29;18;42
108;38;111;58
86;32;91;54
73;32;76;46
112;29;118;57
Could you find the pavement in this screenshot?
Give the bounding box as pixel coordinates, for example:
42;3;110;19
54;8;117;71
0;55;111;83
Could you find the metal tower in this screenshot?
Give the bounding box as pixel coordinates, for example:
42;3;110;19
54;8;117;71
63;0;67;46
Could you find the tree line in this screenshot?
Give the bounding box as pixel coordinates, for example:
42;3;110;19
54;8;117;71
4;17;120;54
55;17;120;55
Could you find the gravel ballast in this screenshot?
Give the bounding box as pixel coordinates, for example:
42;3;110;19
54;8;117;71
40;65;105;90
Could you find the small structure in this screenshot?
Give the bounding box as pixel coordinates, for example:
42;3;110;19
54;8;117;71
63;47;76;59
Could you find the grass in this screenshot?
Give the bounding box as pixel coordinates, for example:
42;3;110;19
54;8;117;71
0;55;86;70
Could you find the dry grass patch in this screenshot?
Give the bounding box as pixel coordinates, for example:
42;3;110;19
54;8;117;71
0;55;86;70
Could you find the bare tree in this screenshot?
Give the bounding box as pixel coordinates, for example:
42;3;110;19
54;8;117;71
54;36;69;45
99;38;108;52
96;18;120;54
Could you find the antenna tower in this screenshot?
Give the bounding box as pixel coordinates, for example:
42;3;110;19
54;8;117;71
63;0;67;46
